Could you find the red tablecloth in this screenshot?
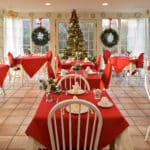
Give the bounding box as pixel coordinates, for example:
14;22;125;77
26;91;129;149
0;64;9;87
56;69;101;89
109;56;131;74
16;55;51;78
61;60;95;70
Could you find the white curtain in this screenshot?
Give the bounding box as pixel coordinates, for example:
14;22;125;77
127;19;146;57
144;19;150;60
4;17;24;58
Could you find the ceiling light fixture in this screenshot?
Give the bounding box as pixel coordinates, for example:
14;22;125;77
102;2;108;6
45;2;51;6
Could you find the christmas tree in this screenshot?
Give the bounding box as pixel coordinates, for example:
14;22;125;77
63;9;87;59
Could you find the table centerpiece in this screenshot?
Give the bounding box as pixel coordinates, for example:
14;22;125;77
39;78;61;102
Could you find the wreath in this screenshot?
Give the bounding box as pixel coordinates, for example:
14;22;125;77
101;28;119;48
32;27;49;46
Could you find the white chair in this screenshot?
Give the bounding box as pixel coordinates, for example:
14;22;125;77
56;74;90;91
144;70;150;141
48;99;103;150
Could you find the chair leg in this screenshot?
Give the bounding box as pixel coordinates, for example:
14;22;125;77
109;140;115;150
2;87;5;95
145;125;150;141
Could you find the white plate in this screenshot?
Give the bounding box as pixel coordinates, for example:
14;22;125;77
97;97;113;108
66;104;89;114
67;89;85;95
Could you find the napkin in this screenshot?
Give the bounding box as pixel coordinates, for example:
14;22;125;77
85;66;91;73
72;96;80;112
100;97;110;105
73;95;79;100
72;82;81;92
98;97;113;107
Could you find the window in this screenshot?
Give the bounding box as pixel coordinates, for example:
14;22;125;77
4;18;24;57
23;19;31;53
80;22;94;55
57;22;95;55
58;23;68;54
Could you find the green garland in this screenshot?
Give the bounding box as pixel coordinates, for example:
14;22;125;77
101;28;119;48
32;27;49;46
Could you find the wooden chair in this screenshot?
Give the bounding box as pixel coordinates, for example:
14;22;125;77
55;54;62;72
95;54;101;71
46;50;53;62
48;99;103;150
144;69;150;141
56;74;90;91
103;49;111;64
45;50;55;78
100;63;112;90
0;64;9;95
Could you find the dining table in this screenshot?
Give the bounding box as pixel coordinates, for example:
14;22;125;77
56;69;101;89
0;64;9;87
15;55;52;78
61;59;95;70
26;90;133;150
109;56;137;75
109;56;131;74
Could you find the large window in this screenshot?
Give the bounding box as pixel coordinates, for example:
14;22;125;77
4;18;50;58
58;22;95;55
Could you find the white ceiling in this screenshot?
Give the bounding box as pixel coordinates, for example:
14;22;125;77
0;0;150;13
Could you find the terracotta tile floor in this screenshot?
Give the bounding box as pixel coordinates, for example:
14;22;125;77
0;75;150;150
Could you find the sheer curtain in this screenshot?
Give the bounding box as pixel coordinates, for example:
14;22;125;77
3;17;24;59
127;19;146;57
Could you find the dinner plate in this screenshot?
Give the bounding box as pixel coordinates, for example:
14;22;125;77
97;97;113;108
67;89;85;95
66;104;89;114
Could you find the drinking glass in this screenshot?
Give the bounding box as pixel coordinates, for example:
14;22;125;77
93;89;101;99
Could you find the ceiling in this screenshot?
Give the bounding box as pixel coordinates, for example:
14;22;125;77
0;0;150;13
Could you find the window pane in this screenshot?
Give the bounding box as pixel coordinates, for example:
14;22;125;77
58;23;68;54
23;19;30;53
57;22;94;56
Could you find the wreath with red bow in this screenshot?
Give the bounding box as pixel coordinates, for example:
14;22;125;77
32;27;49;46
101;28;119;48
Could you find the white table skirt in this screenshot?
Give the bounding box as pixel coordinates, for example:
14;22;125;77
26;127;134;150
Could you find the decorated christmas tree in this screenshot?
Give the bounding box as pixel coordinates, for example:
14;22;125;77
63;9;87;59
